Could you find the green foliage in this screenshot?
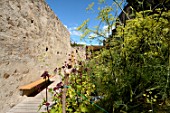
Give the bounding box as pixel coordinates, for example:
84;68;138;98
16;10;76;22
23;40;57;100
127;0;170;11
85;9;170;112
76;19;90;31
98;0;106;4
86;2;94;11
41;1;170;113
77;1;116;39
48;64;96;113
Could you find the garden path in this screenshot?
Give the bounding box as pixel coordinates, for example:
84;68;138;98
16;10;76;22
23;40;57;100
6;75;61;113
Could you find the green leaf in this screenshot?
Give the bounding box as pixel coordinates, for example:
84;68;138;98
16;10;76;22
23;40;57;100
48;88;53;93
80;105;88;112
50;109;57;113
98;0;105;4
76;19;90;31
86;2;94;11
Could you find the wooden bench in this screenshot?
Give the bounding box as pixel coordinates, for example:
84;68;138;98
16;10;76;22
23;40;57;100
19;76;53;96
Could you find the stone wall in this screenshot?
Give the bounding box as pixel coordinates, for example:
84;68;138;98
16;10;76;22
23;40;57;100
0;0;71;112
72;46;86;62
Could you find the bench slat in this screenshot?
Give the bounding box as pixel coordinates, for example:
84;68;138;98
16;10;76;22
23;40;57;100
19;78;46;90
19;75;54;90
19;75;54;96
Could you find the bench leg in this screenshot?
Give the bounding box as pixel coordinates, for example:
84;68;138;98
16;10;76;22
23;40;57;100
19;90;24;96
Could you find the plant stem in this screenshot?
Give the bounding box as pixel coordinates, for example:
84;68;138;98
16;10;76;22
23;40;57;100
166;39;170;97
62;73;69;113
46;77;49;112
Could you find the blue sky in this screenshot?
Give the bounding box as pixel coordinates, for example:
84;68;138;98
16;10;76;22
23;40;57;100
45;0;127;45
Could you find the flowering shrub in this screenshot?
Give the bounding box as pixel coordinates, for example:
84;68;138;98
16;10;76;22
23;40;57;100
48;62;96;113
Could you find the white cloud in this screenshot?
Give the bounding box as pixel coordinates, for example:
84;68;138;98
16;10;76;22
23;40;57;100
78;41;101;46
64;25;68;29
102;25;115;37
71;30;82;36
78;41;87;45
89;33;98;39
103;25;108;30
103;25;115;30
67;26;82;36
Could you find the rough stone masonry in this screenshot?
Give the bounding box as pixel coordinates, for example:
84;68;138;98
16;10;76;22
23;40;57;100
0;0;73;112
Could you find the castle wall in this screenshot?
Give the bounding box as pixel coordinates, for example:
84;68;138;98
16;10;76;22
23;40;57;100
0;0;71;112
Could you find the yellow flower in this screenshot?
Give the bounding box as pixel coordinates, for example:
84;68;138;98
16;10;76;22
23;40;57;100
143;94;146;96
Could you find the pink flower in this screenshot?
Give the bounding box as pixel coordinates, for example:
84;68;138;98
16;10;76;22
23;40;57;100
44;102;50;107
41;71;49;79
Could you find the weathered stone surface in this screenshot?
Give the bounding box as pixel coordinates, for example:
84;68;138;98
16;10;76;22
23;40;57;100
3;73;10;79
0;0;72;112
